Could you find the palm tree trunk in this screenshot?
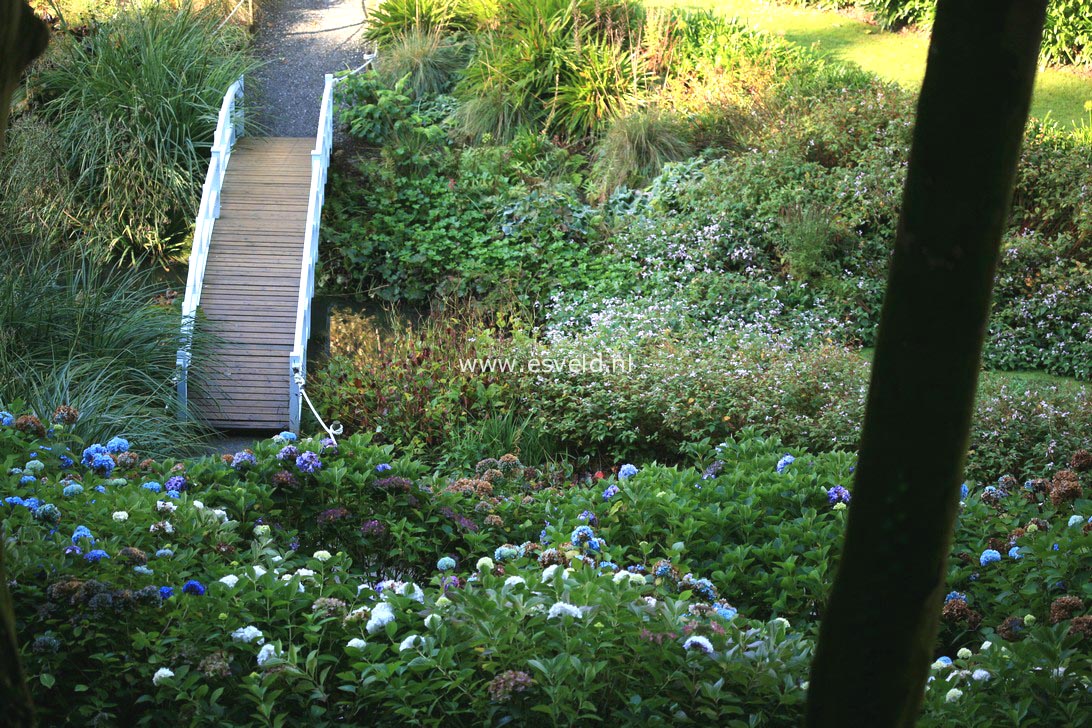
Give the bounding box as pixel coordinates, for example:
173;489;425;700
806;0;1047;725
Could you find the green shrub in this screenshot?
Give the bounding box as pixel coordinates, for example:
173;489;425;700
363;0;477;44
23;2;256;264
775;202;845;280
591;107;693;197
3;419;1089;724
375;26;469;98
0;247;212;457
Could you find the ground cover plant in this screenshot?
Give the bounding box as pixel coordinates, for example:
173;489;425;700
3;416;1089;724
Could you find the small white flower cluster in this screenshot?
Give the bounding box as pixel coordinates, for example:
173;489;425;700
156;500;177;514
547;601;582;620
366;602;396;634
231;625;265;644
112;511;128;522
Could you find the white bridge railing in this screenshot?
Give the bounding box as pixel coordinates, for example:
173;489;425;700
176;76;245;418
289;54;377;432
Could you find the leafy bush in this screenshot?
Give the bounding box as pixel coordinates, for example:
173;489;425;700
363;0;480;44
0;247;212;456
3;417;1089;724
18;3;256;264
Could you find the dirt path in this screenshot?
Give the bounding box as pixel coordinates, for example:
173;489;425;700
250;0;369;137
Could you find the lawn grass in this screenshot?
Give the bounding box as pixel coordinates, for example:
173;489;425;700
650;0;1092;127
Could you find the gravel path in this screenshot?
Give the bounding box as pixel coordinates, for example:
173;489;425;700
250;0;369;137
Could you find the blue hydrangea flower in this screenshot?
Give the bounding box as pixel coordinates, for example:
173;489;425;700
539;521;551;544
231;452;257;469
85;549;109;563
618;464;638;479
375;463;392;473
142;482;162;493
979;549;1002;566
95;486;106;494
20;475;37;486
571;525;595;545
827;486;851;505
0;411;14;427
689;577;717;601
602;484;620;500
714;604;737;620
64;545;82;556
182;580;206;596
296;451;322;474
166;490;181;499
133;565;154;576
586;537;603;552
1008;546;1022;560
578;510;597;525
627;564;648;574
654;562;673;577
90;453;115;477
935;656;953;667
598;561;618;571
22;497;41;511
72;525;94;544
105;436;129;454
437;556;456;571
59;455;73;469
155;549;173;559
277;431;297;442
494;545;521;562
24;460;44;474
944;591;966;603
1068;515;1084;527
776;454;795;473
159;586;174;600
62;483;83;497
34;503;60;524
960;483;969;499
4;496;25;507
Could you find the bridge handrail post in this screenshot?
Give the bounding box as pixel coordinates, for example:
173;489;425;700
177;75;246;420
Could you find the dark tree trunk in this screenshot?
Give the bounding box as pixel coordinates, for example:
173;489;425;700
806;0;1047;725
1;1;49;724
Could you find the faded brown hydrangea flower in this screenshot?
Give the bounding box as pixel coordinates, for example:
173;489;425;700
312;597;348;618
997;616;1025;642
484;514;504;527
1068;615;1092;640
117;547;148;566
1050;596;1084;624
116;451;139;469
15;415;45;438
941;598;982;630
52;405;79;425
487;670;533;703
199;651;232;678
1050;470;1082;507
538;548;568;568
1069;449;1092;473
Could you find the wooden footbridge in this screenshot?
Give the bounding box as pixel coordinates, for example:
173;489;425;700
176;62;372;432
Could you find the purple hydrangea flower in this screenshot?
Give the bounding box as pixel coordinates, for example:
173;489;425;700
164;475;187;492
827;486;851;505
602;484;620;501
232;452;257;470
277;445;299;462
296;451;322;474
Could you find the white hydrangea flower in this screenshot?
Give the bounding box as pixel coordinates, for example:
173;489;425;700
397;582;424;603
612;570;630;584
476;557;494;572
683;635;714;655
931;659;953;670
252;565;267;578
231;625;265;644
256;643;278;667
112;511;128;522
398;634;422;652
193;500;205;510
504;576;526;588
366;602;396;634
152;667;174;685
219;574;239;588
156;501;177;514
547;601;583;620
981;641;992;651
540;565;560;582
1068;514;1084;527
972;669;991;681
435;595;452;608
295;568;316;578
945;688;963;703
254;524;271;537
771;618;790;629
643;597;658;609
424;614;442;630
313;550;332;562
346;638;367;650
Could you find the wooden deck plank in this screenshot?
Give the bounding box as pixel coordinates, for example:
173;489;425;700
191;136;317;431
